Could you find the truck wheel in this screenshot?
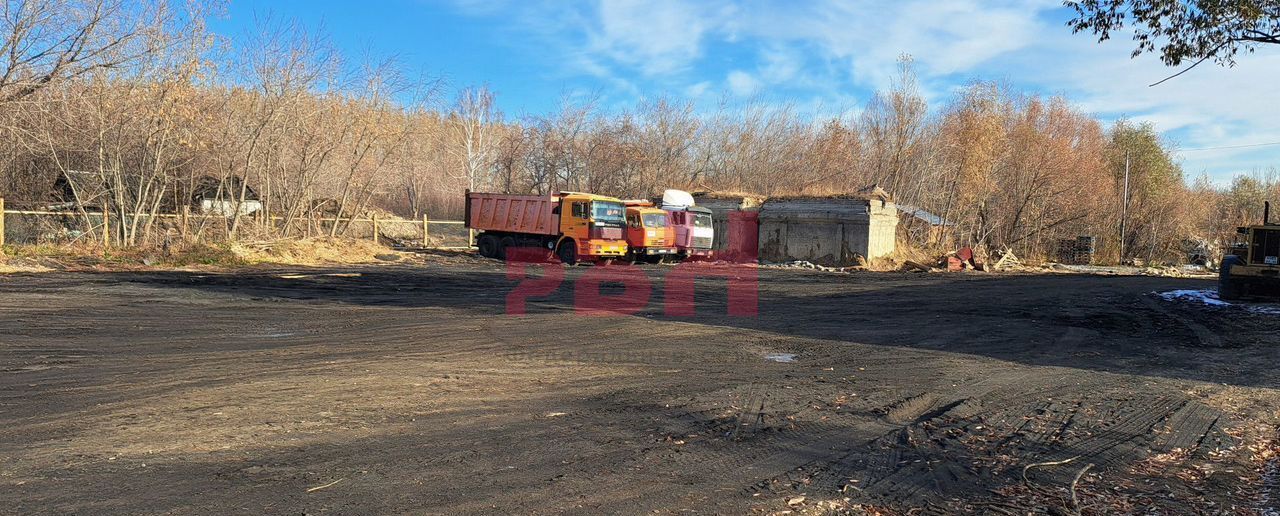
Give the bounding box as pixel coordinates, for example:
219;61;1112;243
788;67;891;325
498;236;515;261
477;234;498;259
1219;255;1243;300
557;240;577;265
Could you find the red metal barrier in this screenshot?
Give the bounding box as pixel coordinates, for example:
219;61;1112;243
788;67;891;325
724;210;759;263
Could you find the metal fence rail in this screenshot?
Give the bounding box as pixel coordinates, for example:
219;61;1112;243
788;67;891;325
0;197;473;249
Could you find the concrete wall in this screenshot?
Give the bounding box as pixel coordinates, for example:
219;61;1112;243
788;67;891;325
693;195;763;252
867;201;898;260
758;197;898;266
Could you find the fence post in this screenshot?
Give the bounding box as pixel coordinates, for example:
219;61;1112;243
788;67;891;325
422;213;429;248
0;197;6;250
181;205;190;241
102;208;110;248
371;214;379;243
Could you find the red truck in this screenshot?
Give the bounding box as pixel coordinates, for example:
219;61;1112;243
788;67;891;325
465;191;628;264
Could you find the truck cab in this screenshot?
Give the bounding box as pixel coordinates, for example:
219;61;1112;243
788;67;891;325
556;192;628;264
666;206;715;260
623;201;676;263
1220;201;1280;299
654;189;714;261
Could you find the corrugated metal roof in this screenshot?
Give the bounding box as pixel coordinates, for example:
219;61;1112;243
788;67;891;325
760;197;878;221
896;204;953;226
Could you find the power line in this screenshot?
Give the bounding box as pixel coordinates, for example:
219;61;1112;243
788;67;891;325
1178;141;1280;152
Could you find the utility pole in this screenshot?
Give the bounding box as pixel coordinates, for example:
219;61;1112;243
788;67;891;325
1119;151;1130;262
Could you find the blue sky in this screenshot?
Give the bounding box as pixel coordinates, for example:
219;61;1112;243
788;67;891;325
211;0;1280;185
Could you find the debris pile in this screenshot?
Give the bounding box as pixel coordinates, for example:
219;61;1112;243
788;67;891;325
990;249;1021;271
1139;265;1208;277
899;246;992;273
758;246;1218;280
762;260;865;273
1043;263;1215;278
944;246;985;272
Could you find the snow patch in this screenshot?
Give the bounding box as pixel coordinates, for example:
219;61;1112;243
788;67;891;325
1157;289;1231;307
764;353;796;363
1155;289;1280;315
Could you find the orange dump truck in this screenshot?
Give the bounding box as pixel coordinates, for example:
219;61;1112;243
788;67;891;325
623;200;676;263
465;190;628;264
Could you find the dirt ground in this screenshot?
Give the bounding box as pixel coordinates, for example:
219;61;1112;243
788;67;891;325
2;258;1280;514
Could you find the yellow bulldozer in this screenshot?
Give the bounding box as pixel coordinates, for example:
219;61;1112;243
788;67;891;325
1220;201;1280;300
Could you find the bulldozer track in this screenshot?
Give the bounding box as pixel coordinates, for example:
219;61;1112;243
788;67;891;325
0;266;1276;514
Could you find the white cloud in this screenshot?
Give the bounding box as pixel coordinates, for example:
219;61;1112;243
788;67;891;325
684;80;712;98
451;0;1053;97
977;20;1280;182
758;45;801;84
588;0;717;76
448;0;1280;181
727;0;1048;89
727;70;760;96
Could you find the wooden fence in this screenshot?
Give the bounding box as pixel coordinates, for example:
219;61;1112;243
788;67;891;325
0;198;473;250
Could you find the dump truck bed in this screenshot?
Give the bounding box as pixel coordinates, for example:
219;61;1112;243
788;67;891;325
466;192;560;236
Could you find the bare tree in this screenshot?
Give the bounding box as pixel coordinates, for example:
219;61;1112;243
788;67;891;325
0;0;170;104
0;6;1216;263
451;85;497;192
222;16;336;238
860;56;931;204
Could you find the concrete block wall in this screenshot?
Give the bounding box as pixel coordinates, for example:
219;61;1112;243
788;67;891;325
692;194;763;252
867;200;899;260
758;197;898;266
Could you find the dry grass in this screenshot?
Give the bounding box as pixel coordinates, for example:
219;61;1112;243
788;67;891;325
227;237;393;265
1;244;93;273
0;260;52;274
766;193;881;202
0;237;401;272
863;241;946;272
691;190;766;200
